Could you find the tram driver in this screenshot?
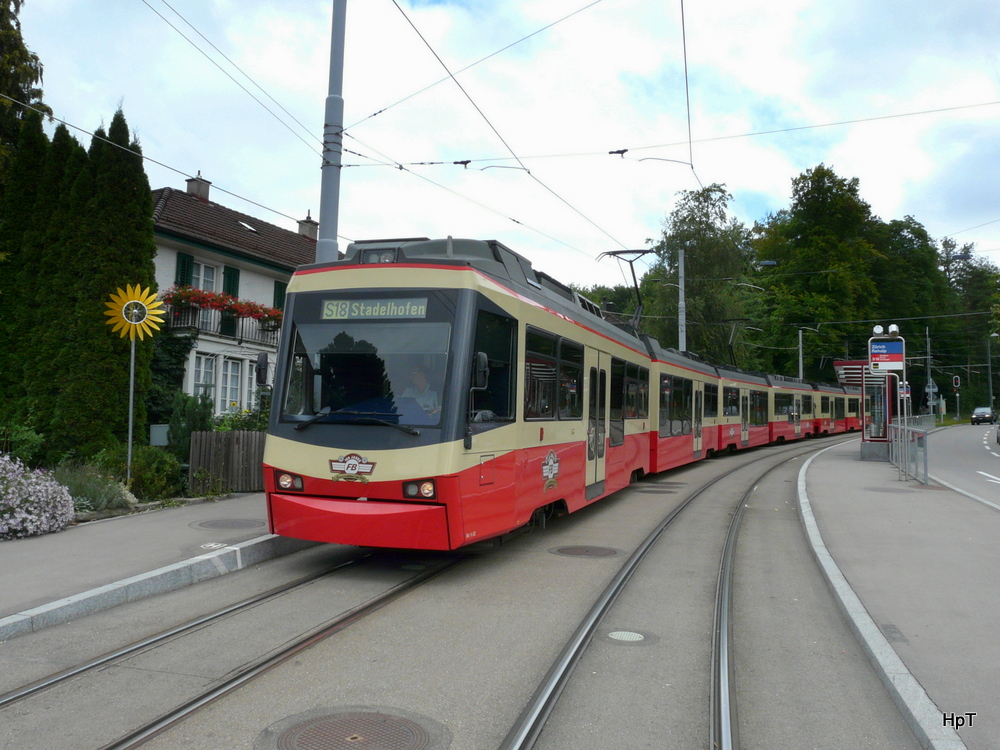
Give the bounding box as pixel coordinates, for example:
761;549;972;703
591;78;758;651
402;364;440;415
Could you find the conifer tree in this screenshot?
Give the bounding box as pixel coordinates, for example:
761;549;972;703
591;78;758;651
22;125;87;434
0;0;51;193
48;111;157;459
0;108;47;420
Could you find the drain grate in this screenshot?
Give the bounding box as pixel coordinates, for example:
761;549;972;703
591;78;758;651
277;713;430;750
551;545;619;558
195;519;266;530
608;630;645;642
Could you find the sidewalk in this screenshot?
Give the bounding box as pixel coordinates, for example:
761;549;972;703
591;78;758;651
800;439;996;750
0;493;314;640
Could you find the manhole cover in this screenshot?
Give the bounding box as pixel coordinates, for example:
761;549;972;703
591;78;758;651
195;519;266;530
277;712;429;750
551;545;619;558
256;708;451;750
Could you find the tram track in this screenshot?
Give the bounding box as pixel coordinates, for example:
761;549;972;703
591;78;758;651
0;557;368;710
498;437;850;750
0;551;465;750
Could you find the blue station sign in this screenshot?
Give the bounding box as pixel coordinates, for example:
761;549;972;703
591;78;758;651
869;339;905;371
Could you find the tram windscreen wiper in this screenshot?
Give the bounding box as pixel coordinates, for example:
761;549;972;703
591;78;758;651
332;410;420;436
294;408;420;436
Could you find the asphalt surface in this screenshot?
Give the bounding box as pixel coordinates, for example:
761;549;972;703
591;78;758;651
1;429;995;749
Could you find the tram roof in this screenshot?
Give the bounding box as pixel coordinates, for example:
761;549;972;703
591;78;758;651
304;237;648;355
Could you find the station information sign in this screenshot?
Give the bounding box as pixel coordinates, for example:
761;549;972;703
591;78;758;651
869;339;905;371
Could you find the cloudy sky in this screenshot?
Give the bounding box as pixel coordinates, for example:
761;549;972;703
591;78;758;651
19;0;1000;288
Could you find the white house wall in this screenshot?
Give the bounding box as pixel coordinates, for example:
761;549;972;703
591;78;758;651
153;235;289;415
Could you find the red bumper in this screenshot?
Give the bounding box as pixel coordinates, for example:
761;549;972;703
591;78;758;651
269;493;451;550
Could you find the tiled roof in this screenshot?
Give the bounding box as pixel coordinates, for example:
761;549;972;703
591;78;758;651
151;187;315;271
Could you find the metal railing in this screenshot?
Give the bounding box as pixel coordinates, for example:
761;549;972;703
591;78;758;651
888;418;929;484
164;304;280;347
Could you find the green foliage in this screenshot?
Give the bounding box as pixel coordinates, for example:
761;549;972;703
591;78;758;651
0;0;51;188
214;408;268;432
0;422;44;466
50;461;137;513
147;334;197;425
93;444;182;502
640;184;760;367
167;391;214;462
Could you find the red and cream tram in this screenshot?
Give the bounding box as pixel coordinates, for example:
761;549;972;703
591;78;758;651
262;237;857;551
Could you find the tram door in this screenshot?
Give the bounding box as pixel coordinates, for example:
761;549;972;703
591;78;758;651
693;384;704;456
794;396;802;437
741;390;750;445
586;349;609;499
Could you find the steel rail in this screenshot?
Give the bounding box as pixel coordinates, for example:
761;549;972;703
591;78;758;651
0;556;367;710
498;439;849;750
708;474;757;750
99;555;466;750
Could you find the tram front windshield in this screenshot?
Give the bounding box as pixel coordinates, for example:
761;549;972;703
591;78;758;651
280;291;456;428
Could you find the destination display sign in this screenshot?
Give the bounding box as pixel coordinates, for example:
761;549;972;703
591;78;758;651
322;298;428;321
869;339;904;371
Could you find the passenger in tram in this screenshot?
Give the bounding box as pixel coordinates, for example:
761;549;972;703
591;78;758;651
403;365;440;415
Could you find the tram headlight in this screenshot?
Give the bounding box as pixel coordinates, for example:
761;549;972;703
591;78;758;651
275;471;304;491
403;479;436;499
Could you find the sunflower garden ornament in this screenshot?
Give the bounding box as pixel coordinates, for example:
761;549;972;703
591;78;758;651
104;284;165;341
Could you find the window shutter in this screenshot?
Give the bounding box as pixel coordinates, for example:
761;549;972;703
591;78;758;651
175;252;194;286
223;266;240;296
273;280;287;311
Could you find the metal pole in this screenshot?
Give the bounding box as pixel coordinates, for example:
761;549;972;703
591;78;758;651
127;337;135;486
316;0;347;264
798;328;803;380
678;242;686;352
988;334;995;413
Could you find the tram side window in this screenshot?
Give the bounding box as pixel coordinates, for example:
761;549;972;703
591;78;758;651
670;376;693;436
703;383;718;419
848;398;859;416
834;397;846;420
723;386;740;416
750;390;768;426
775;393;794;417
637;367;649;419
821;395;831;414
802;395;813;416
558;340;584;420
609;358;626;446
525;329;557;420
623;363;649;419
471;310;517;423
659;374;672;438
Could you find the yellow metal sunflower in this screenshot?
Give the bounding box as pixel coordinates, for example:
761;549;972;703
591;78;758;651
104;284;166;341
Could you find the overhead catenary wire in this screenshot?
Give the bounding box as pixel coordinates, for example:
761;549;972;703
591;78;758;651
347;0;606;131
388;0;631;254
388;0;632;285
126;1;615;262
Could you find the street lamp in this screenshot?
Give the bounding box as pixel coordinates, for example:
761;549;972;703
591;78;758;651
798;326;820;380
989;332;999;412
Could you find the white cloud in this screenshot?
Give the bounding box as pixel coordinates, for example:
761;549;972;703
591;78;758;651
18;0;1000;287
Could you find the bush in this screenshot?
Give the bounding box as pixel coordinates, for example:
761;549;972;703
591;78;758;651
167;391;214;462
51;461;137;513
0;453;75;539
94;444;183;502
0;423;45;467
215;408;268;432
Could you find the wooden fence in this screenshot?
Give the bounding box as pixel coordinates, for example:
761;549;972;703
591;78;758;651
188;430;266;495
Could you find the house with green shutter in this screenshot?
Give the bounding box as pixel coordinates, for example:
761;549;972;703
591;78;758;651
152;175;316;414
